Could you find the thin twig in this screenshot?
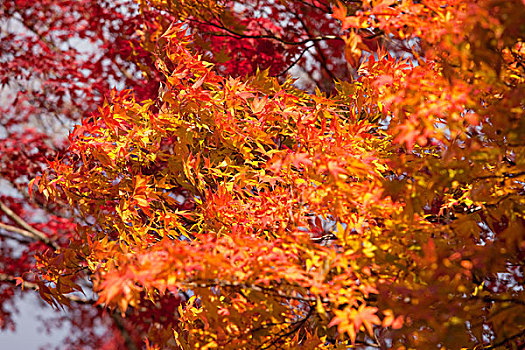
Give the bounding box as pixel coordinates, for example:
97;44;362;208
479;328;525;349
277;44;315;77
185;279;330;304
259;305;314;350
191;17;340;46
288;5;338;82
473;171;525;181
472;295;525;306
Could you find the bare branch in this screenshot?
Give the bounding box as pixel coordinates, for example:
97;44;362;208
0;273;39;290
480;328;525;349
287;5;339;83
190;17;340;46
185;279;329;304
0;223;35;243
472;295;525;306
110;313;140;350
0;200;60;249
277;44;315;77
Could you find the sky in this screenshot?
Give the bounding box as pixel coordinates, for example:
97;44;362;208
0;293;69;349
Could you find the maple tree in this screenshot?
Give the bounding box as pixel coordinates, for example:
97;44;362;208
1;0;525;349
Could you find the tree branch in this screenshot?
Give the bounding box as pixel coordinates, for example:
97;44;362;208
190;18;340;46
480;328;525;349
11;14;61;54
0;225;34;244
259;304;314;350
0;200;60;250
0;273;39;290
472;295;525;306
277;44;315;77
110;313;140;350
185;279;329;304
473;171;525;181
287;5;338;83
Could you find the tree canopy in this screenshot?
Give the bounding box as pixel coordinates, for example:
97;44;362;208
1;0;524;349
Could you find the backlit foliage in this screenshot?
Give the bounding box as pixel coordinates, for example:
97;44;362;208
1;0;524;349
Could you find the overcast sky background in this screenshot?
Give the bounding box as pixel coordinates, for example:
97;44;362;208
0;293;69;349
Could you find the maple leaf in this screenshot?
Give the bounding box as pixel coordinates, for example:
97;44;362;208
291;153;313;168
353;305;381;336
343;31;364;70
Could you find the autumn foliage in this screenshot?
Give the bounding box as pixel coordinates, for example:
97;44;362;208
1;0;525;349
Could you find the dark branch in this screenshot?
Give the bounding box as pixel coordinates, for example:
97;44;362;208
480;328;525;349
190;17;341;46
